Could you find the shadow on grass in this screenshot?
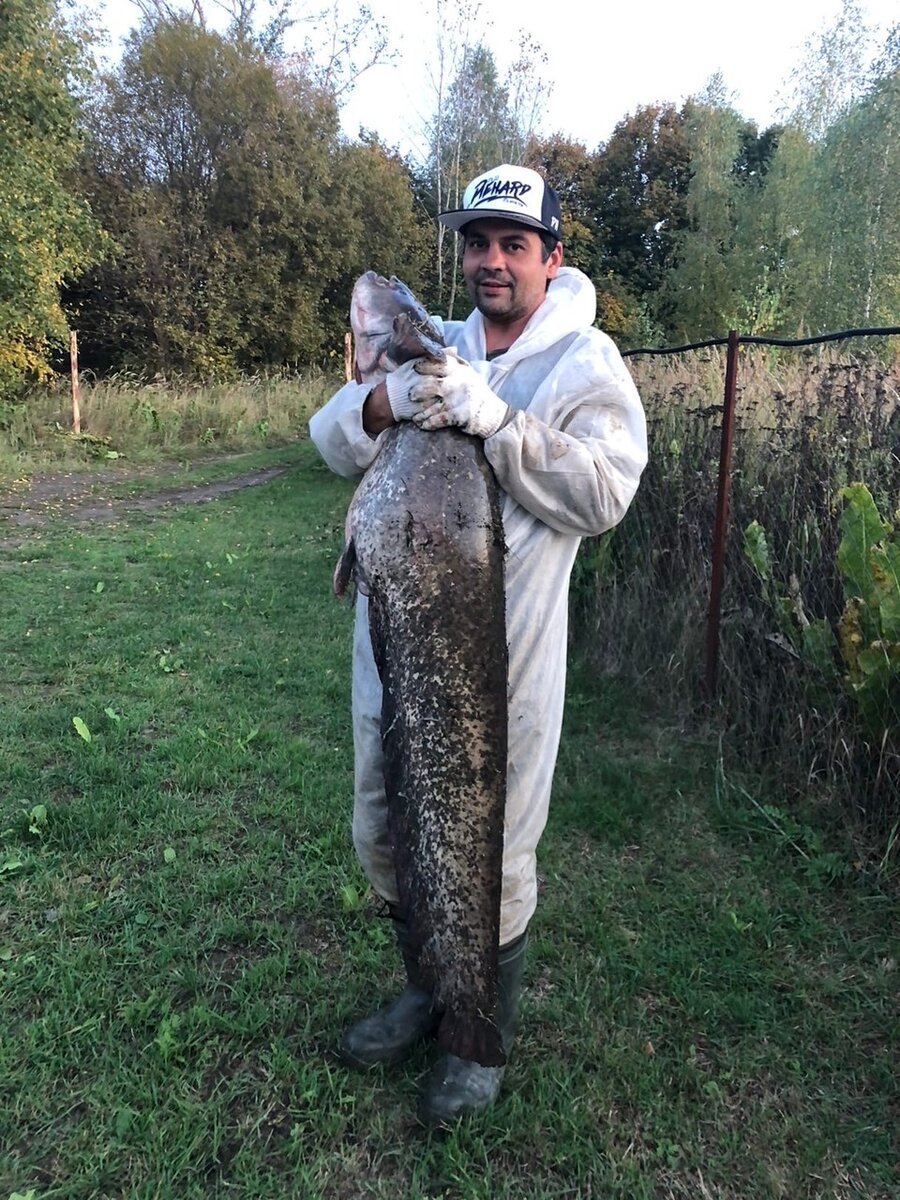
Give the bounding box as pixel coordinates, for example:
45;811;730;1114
550;659;712;848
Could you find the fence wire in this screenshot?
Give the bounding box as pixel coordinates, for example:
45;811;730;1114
577;327;900;824
623;325;900;357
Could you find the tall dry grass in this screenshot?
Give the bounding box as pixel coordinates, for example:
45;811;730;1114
0;370;336;471
574;346;900;830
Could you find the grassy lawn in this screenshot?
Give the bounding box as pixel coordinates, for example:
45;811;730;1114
0;444;895;1199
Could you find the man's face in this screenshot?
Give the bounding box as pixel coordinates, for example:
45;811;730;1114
461;220;562;329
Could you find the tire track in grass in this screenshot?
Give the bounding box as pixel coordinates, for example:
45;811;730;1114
0;458;295;546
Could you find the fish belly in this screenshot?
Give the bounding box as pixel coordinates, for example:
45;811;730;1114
349;424;508;1067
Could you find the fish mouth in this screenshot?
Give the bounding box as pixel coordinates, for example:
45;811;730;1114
350;270;446;383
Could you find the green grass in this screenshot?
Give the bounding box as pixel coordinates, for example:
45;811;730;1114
0;444;896;1199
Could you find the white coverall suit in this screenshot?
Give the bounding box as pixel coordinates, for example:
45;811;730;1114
309;266;648;945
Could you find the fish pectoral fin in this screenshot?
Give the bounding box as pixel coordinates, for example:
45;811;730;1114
333;539;357;598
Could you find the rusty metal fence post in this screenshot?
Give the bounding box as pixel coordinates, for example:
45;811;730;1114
622;323;899;701
704;330;740;698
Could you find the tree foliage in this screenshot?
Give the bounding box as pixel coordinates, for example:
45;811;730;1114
5;0;898;399
68;12;427;376
761;12;900;337
801;42;900;330
582;104;690;343
0;0;105;402
590;106;691;299
658;89;750;339
780;0;874;142
524;135;597;273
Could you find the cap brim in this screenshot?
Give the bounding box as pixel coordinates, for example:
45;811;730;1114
437;208;560;238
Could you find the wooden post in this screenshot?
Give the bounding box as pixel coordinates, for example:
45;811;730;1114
70;329;82;434
344;331;353;383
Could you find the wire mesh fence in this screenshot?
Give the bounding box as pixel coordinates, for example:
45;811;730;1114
574;329;900;829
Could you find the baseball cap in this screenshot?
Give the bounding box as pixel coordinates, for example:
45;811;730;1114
438;164;563;242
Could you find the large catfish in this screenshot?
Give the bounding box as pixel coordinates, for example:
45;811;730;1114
336;271;508;1068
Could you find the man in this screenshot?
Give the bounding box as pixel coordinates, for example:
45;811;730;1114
309;164;647;1124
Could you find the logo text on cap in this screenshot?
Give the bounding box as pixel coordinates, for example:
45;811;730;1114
471;177;532;209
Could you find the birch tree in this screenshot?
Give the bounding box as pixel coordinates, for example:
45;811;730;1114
807;32;900;329
421;2;551;315
659;85;747;339
778;0;873;142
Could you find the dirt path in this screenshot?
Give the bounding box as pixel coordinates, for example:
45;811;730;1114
0;459;292;542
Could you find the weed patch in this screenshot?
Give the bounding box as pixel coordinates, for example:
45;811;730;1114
576;347;900;841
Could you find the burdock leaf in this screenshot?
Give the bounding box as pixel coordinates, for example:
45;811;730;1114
73;716;92;743
743;520;771;582
801;619;839;678
838;484;889;603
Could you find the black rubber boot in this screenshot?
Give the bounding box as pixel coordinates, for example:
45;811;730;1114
418;931;528;1126
337;915;440;1069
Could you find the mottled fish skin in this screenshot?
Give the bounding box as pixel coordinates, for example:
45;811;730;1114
339;273;508;1068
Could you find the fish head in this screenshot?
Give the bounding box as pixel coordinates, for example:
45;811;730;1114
351;271;445;382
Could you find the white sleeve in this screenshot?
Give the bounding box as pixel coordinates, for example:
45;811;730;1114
483;371;648;537
308;381;389;480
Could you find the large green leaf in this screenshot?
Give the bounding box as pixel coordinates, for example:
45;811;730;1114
869;542;900;641
837;484;890;604
801;619;839;679
743;520;771;583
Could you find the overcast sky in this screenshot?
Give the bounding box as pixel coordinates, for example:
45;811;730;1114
95;0;898;161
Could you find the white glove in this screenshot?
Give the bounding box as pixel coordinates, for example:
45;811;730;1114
384;358;431;422
410;354;510;439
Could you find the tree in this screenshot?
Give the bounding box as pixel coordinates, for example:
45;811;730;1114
0;0;104;403
758;16;900;334
69;9;427;375
733;123;782;183
432;38;519;316
588;103;691;335
419;2;552;316
72;16;335;373
524;135;597;274
779;0;874;142
317;134;433;350
805;34;900;329
729;123;816;334
501;31;552;166
656;79;763;339
129;0;389;81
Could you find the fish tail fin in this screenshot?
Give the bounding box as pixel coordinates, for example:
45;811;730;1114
333;539;356;598
436;1011;506;1069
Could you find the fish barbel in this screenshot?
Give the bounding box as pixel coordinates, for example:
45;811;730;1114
338;271;508;1068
